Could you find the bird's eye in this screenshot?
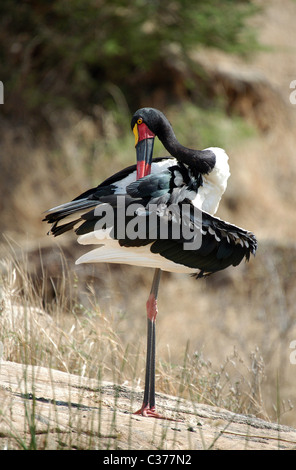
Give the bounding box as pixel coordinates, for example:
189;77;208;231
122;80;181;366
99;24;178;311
137;118;143;125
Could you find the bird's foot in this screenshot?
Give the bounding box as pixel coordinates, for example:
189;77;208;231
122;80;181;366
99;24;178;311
134;405;166;419
134;405;177;420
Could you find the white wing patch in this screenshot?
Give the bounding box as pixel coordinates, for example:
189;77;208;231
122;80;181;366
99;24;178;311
76;238;196;274
192;147;230;215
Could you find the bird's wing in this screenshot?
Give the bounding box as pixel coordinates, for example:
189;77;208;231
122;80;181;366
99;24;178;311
149;205;257;277
44;161;257;277
74;194;257;276
43;158;173;236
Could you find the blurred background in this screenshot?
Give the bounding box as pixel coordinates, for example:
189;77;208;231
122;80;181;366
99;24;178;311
1;0;296;426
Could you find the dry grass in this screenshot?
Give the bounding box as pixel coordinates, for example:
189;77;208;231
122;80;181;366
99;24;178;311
1;237;295;429
0;251;133;385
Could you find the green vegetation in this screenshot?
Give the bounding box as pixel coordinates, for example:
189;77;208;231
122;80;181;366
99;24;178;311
43;103;257;191
1;0;259;120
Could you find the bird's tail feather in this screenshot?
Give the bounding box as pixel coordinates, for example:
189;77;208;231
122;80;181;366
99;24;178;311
43;198;100;236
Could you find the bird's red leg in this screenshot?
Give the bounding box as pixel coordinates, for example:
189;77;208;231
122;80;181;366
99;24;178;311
134;268;166;418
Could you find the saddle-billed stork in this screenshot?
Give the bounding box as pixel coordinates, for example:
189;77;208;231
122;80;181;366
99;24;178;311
44;107;257;419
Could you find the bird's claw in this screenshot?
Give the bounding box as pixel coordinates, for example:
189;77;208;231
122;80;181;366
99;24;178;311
134;405;178;421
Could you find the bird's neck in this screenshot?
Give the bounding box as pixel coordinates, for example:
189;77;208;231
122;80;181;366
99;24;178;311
158;122;216;175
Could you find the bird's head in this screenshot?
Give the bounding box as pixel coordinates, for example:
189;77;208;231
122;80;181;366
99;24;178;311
131;108;168;179
131;107;216;179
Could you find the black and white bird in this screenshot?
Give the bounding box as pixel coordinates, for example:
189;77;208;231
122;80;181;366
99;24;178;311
44;107;257;418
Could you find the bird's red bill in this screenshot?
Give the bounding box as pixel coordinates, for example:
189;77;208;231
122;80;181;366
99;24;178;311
137;160;152;179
